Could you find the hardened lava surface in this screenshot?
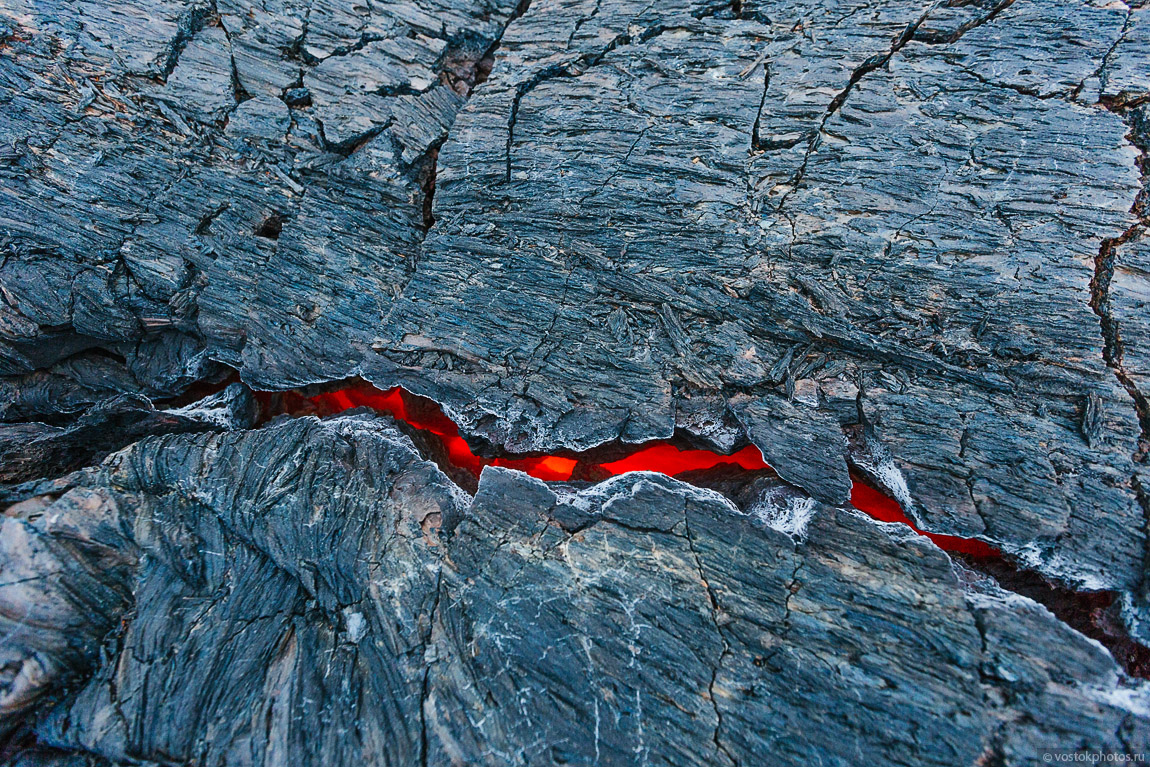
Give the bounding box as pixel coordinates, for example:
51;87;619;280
3;416;1150;767
2;0;1150;764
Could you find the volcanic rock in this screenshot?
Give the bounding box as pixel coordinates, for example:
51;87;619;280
2;0;1148;601
0;417;1146;765
3;0;1150;762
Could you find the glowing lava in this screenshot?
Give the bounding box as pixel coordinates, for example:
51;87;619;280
849;482;998;557
600;443;770;475
302;384;998;557
308;387;579;480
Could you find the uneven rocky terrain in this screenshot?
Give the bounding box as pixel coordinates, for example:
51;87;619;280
2;0;1150;764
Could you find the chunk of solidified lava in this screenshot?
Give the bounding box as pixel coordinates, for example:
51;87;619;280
2;0;1149;603
1;416;1147;765
3;0;1150;764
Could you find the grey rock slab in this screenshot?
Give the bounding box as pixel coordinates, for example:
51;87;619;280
30;416;459;766
226;94;292;142
305;36;447;147
729;392;853;505
934;0;1128;98
0;419;1145;765
0;383;256;483
161;25;236;123
746;0;938;151
1106;4;1150;101
1;0;1148;603
754;43;1146;589
221;0;309;97
1113;235;1150;399
1080;2;1150;104
74;0;210;78
0;485;139;735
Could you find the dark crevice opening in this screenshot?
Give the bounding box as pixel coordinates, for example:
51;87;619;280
420;145;440;232
254;213;284;240
33;372;1150;682
974;557;1150;679
251;378;1150;680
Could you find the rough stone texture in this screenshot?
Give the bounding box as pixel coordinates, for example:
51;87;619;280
1114;235;1150;399
1089;3;1150;103
0;0;520;400
1;417;1147;765
4;0;1148;598
378;0;1150;598
0;383;256;483
3;0;1150;762
0;487;138;741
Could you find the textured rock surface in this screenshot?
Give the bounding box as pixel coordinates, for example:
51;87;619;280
383;0;1150;598
4;0;1150;763
1;417;1147;765
1114;235;1150;400
0;382;256;483
0;0;520;397
3;0;1149;599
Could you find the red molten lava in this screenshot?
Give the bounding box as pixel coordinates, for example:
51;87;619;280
600;443;770;475
302;384;997;557
849;482;999;557
308;387;579;481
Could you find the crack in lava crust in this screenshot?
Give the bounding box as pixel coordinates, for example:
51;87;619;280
270;382;999;558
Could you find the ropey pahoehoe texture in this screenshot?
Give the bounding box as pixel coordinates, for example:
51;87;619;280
2;0;1150;763
2;415;1147;765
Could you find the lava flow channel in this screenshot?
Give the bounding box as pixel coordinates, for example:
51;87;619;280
301;384;998;557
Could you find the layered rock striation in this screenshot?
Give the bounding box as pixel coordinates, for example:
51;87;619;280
3;0;1150;763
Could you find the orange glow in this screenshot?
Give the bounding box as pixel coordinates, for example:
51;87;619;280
849;482;999;558
495;455;579;481
600;443;769;475
309;386;580;481
311;387;409;422
302;383;999;557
